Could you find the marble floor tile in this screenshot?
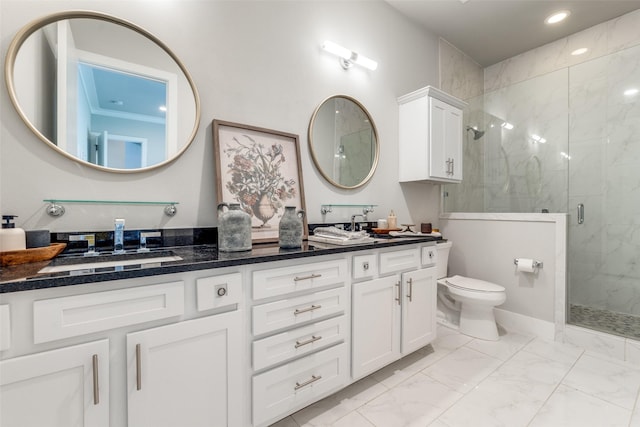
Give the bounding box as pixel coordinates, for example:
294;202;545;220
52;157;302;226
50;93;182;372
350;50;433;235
358;372;463;427
273;327;640;427
521;337;584;365
562;353;640;410
431;326;473;352
490;349;572;399
328;411;375;427
437;377;545;427
291;377;387;426
270;416;299;427
464;331;534;361
422;346;503;393
528;385;632;427
371;345;447;388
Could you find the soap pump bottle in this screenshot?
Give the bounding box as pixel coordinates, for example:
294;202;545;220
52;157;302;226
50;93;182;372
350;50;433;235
387;210;397;229
0;215;26;252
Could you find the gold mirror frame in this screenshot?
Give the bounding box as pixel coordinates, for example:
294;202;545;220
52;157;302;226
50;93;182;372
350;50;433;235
308;95;379;189
4;10;201;173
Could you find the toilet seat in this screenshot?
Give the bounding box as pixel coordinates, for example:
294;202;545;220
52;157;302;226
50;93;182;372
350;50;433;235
445;275;505;293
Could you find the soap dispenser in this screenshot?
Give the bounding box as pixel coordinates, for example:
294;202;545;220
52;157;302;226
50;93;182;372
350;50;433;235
0;215;26;252
387;210;397;229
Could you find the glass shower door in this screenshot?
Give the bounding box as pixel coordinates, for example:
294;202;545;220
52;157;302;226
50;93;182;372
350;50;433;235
567;44;640;339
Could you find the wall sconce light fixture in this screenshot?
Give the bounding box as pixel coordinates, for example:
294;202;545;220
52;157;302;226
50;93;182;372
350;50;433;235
322;40;378;71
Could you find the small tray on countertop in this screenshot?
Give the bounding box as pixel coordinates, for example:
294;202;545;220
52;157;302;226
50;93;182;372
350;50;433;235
371;227;402;235
0;243;67;267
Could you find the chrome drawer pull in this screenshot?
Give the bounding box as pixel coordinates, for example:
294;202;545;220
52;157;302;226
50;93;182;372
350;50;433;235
92;354;99;405
293;273;322;282
395;281;401;305
407;278;413;302
294;374;322;391
295;335;322;349
294;304;322;315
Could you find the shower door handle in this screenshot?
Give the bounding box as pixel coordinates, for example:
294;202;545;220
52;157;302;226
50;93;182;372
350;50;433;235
577;203;584;224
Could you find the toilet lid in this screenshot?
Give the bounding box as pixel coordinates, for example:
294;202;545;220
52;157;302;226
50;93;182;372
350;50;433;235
446;275;505;292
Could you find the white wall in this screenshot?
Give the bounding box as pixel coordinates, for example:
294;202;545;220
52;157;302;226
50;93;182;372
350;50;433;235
0;0;442;232
440;213;567;338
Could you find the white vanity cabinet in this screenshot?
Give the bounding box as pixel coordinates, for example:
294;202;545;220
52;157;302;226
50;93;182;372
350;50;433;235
127;310;242;427
0;339;109;427
352;247;437;380
0;270;245;427
250;258;350;427
398;85;467;183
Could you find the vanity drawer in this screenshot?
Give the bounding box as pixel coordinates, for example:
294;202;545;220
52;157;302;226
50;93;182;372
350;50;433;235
196;272;242;311
252;287;347;336
34;281;184;343
379;247;420;274
252;343;348;427
252;259;347;300
421;245;438;267
353;254;377;280
0;304;10;351
253;315;347;371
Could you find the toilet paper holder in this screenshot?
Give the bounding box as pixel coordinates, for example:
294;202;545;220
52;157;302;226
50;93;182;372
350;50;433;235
513;258;543;268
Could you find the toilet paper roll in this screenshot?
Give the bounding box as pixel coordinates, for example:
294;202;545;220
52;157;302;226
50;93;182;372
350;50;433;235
516;258;535;273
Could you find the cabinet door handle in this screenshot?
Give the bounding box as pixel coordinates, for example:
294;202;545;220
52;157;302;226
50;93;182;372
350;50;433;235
407;278;413;302
294;304;322;315
395;281;401;305
451;159;454;176
294;374;322;391
136;343;142;391
295;335;322;349
294;273;322;282
577;203;584;224
92;354;99;405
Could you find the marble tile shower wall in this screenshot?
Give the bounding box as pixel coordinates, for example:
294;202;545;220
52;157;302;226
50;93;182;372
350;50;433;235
483;69;569;214
568;42;640;316
438;38;485;213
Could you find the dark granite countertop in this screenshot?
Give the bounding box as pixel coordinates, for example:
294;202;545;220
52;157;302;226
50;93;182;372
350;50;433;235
0;236;439;294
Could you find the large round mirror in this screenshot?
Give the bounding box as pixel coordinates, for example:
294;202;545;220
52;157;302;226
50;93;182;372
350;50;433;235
4;11;200;173
308;95;379;189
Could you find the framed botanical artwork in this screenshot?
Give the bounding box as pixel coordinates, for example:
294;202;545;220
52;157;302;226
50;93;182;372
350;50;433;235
213;120;308;243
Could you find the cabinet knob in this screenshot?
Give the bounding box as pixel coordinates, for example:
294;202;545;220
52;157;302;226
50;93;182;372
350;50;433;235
216;286;227;297
363;261;369;270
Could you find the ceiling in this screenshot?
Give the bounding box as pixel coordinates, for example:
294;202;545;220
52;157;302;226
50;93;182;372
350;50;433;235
385;0;640;67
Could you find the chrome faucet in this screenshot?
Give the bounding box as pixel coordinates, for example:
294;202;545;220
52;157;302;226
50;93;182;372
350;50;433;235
138;231;161;252
114;218;125;254
350;214;365;232
69;234;97;256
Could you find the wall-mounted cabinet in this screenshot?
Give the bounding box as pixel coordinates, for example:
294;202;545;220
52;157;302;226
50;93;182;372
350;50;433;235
398;86;467;183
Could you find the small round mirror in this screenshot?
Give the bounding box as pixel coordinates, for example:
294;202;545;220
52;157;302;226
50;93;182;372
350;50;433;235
308;95;379;189
4;11;200;173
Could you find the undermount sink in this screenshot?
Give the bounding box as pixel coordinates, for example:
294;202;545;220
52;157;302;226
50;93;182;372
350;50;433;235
38;250;183;274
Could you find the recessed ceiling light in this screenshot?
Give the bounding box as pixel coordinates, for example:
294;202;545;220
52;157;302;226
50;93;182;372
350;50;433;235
624;88;639;97
571;48;589;56
545;10;571;25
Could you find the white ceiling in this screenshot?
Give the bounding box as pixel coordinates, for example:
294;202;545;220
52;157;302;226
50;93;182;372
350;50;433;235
385;0;640;67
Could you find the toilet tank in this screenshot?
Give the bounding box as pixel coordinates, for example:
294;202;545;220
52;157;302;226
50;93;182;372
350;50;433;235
435;241;453;279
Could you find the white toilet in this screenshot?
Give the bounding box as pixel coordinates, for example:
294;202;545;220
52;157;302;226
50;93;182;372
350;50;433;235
435;241;506;341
